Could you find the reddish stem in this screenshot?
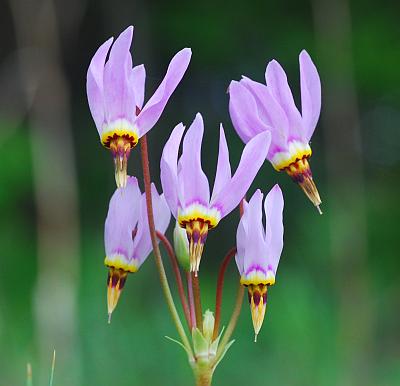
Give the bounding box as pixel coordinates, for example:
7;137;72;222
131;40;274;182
156;231;191;329
192;273;203;330
213;197;245;339
239;198;245;217
212;247;237;340
187;272;196;329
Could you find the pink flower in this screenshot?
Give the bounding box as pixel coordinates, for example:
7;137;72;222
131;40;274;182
104;176;170;320
160;112;270;274
235;185;284;341
229;50;322;213
87;26;191;188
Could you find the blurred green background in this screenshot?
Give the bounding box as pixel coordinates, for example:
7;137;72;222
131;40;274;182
1;0;399;385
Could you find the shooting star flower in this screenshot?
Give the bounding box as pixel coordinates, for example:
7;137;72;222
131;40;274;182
229;50;322;213
87;26;191;187
160;113;270;275
235;185;284;341
104;176;170;321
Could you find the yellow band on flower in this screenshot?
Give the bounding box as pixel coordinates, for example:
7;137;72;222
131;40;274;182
240;271;275;286
104;255;138;273
271;141;312;171
178;204;221;229
101;119;139;148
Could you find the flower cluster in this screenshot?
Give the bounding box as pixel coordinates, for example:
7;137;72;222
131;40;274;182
87;25;323;382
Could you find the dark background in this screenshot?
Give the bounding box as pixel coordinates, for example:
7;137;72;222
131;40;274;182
0;0;399;385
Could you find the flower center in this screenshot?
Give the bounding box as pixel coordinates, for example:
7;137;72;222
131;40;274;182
178;203;221;229
100;120;139;188
240;266;275;286
107;267;128;323
185;220;209;275
271;141;312;171
284;157;322;212
104;253;139;273
247;284;268;342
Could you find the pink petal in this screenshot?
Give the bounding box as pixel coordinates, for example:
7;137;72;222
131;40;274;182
235;199;249;276
103;26;135;124
160;123;185;218
264;184;284;272
131;64;146;110
299;50;321;141
211;131;270;217
104;176;141;259
265;59;306;141
228;80;270;143
86;37;113;134
179;113;210;206
240;76;289;152
135;48;192;137
241;190;268;275
132;184;171;267
211;124;231;202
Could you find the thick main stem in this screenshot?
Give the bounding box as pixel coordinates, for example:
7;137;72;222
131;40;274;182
192;273;203;330
213;284;245;366
156;231;191;329
213;247;237;339
194;364;213;386
140;136;192;355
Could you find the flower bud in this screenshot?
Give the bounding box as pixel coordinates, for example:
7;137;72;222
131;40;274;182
202;310;215;343
173;221;190;271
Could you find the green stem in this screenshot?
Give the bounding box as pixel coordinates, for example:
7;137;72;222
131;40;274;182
193;363;213;386
140;135;193;357
26;363;32;386
212;284;245;366
156;231;191;329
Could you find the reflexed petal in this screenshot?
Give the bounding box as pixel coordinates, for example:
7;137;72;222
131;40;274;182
211;131;270;217
132;184;171;267
87;37;113;134
104;176;141;258
242;190;267;275
135;48;192;137
160;123;185;217
265;59;305;140
299;50;321;141
235;199;249;276
264;184;284;271
228;81;270;143
211;124;231;201
240;76;289;151
179;113;210;206
103;26;135;124
131;64;146;110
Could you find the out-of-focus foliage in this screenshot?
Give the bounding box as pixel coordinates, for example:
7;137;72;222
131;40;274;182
0;0;399;385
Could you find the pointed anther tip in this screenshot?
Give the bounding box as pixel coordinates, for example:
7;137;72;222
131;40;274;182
108;312;112;324
254;334;258;343
316;205;323;215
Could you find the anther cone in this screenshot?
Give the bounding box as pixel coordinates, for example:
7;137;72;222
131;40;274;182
186;220;208;275
110;137;132;188
248;284;268;340
107;267;128;321
285;157;322;212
